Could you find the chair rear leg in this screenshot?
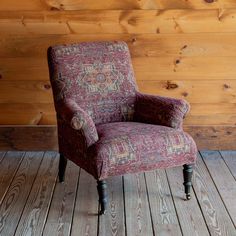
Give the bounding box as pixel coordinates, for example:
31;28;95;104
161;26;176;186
97;180;108;215
59;154;67;182
183;164;193;200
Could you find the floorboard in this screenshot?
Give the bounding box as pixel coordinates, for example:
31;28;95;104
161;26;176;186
0;151;6;163
70;169;98;236
14;151;59;236
42;160;80;236
145;170;182;236
0;152;44;236
98;176;126;236
166;166;210;236
201;151;236;228
220;151;236;180
193;153;236;236
124;173;153;236
0;151;25;204
0;151;235;236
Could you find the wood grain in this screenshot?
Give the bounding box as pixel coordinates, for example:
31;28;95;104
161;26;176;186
70;169;98;236
0;152;44;235
220;151;236;179
124;173;153;235
0;126;58;151
1;103;236;126
99;176;125;236
0;2;236;146
2;33;236;58
14;151;58;236
1;0;236;10
201;151;236;227
43;160;80;236
1;79;236;105
137;80;236;104
1;10;236;35
193;153;236;235
133;56;236;77
166;166;209;236
0;56;236;81
3;56;236;81
145;170;182;235
185;125;236;150
1;125;236;151
0;152;6;163
0;151;25;203
0;103;56;125
0;151;236;235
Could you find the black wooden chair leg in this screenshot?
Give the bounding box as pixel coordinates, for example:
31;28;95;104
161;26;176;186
59;154;67;182
183;164;193;200
97;180;108;215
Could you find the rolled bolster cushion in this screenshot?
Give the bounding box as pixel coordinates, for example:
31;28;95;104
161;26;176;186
134;92;190;130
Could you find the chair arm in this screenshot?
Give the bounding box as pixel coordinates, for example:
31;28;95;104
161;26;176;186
134;92;190;130
56;99;98;147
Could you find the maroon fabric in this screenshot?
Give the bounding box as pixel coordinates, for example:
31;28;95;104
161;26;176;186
134;92;190;130
56;99;98;147
47;41;197;180
90;122;197;180
48;41;137;125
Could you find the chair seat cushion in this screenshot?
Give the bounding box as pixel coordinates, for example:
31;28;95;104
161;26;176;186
88;122;197;180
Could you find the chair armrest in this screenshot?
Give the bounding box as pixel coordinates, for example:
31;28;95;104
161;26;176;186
56;99;99;147
134;92;190;130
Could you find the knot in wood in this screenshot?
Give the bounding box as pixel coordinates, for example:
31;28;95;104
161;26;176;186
166;81;178;90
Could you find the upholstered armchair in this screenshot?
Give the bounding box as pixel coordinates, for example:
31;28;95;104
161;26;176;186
47;41;197;215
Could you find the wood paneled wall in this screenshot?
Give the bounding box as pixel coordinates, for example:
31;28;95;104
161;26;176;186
0;0;236;149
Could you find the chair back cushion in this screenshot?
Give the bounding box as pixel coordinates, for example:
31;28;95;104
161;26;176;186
48;41;137;124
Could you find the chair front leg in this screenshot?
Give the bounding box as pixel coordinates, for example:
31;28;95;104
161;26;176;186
59;154;67;182
183;164;193;200
97;180;108;215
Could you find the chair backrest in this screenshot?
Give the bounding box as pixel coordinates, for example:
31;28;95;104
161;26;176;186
48;41;138;125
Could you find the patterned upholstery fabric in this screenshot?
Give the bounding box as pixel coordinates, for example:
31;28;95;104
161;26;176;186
48;41;197;180
90;122;197;179
134;92;190;130
48;41;137;125
56;99;98;147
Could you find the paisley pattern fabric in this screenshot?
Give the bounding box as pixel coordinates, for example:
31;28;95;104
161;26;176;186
47;41;197;180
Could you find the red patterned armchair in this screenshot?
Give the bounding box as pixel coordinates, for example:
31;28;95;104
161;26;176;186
47;41;197;215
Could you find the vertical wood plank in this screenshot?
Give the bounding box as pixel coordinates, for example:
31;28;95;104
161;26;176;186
0;152;6;163
98;176;125;236
0;151;25;203
201;151;236;227
42;160;80;236
0;152;44;235
166;166;209;236
124;173;153;236
70;169;98;236
193;153;236;235
220;151;236;179
145;170;182;236
14;151;59;236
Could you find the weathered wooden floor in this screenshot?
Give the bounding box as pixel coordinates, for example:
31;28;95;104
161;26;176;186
0;151;235;236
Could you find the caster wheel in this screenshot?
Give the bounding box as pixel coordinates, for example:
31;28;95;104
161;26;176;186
186;194;191;200
99;210;106;215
